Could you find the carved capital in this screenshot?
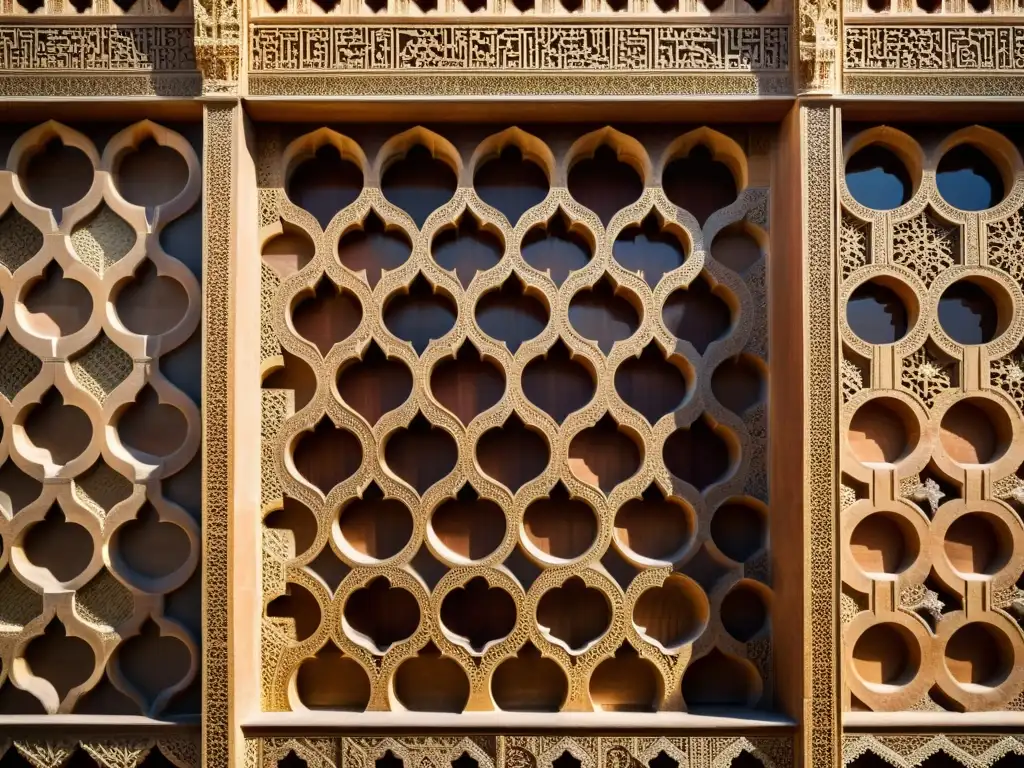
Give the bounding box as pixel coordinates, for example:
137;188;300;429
195;39;240;94
797;0;839;93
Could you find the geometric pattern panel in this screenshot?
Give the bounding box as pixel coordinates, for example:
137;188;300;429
256;123;773;714
0;119;202;716
840;122;1024;713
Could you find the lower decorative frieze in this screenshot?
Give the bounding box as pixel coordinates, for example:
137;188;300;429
843;734;1024;767
248;736;795;768
0;737;200;768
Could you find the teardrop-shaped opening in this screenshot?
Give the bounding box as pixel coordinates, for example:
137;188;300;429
115;260;188;337
440;576;517;652
23;261;92;338
385;413;457;495
287;144;363;229
336;341;413;425
263;497;318;558
937;144;1005;212
521;209;592;287
662;274;732;355
296;642;371;711
474;145;549;225
711;499;766;563
711;355;766;416
382;145;457;228
663;416;732;491
721;582;769;642
262;224;314;281
476;414;549;492
663;145;738;227
475;274;549;353
430;484;507;562
344;576;420;652
569;277;640;354
430;341;506;425
115;619;190;709
116;139;189;212
337;211;411;288
117;386;188;460
523;482;597;561
522;339;595;424
338;482;413;560
23;139;93;221
682;648;758;709
394;642;470;712
266;582;322;642
384;274;457;355
536;576;610;652
634;573;708;649
491;643;567;712
292;418;362;495
23;505;93;583
615;485;693;562
568;145;643;226
568;414;641;494
24;388;93;466
23;619;95;702
589;644;661;712
113;504;190;582
432;213;503;289
613;214;686;288
262;350;317;412
291;276;362;357
615;342;687;423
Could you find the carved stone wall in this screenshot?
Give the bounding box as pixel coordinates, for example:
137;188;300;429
256;123;773;714
839;123;1024;713
0;120;202;718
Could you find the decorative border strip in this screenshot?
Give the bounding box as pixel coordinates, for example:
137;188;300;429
246;735;796;768
843;734;1024;767
0;24;195;71
803;104;839;768
249;24;789;73
202;103;234;768
843;74;1024;97
845;25;1024;72
246;71;790;96
0;73;200;97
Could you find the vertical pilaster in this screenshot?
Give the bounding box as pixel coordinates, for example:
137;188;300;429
802;103;841;768
203;102;238;768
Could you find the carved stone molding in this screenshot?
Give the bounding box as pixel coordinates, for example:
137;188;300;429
843;734;1024;767
796;0;838;93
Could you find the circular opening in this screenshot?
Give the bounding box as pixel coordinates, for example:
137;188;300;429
663;417;733;491
938;279;1003;346
845;144;914;211
491;643;567;712
847;279;911;345
848;397;919;467
852;623;920;689
944;512;1012;576
710;355;765;416
945;623;1013;688
939;398;1011;466
850;512;919;577
710;500;766;563
297;645;371;712
633;574;707;650
536;577;611;652
937;144;1005;212
116;139;189;211
343;577;420;653
23;139;94;219
589;647;661;712
720;583;769;643
288;144;363;230
440;577;517;652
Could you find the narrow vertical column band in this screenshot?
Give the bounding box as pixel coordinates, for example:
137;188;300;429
203;102;237;768
802;103;841;768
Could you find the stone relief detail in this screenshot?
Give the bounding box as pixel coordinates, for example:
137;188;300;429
797;0;838;92
257;123;773;714
0;741;199;768
843;734;1024;767
0;26;196;71
0;120;202;717
891;210;959;287
845;26;1024;72
250;0;785;15
900;345;951;409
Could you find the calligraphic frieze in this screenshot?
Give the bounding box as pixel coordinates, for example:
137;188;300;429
845;25;1024;72
249;24;789;73
0;24;196;71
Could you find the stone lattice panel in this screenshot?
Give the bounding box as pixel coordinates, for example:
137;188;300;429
257;123;773;714
839;123;1024;713
0;120;202;716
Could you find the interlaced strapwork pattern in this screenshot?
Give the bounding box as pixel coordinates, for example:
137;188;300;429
258;123;773;713
0;120;202;716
